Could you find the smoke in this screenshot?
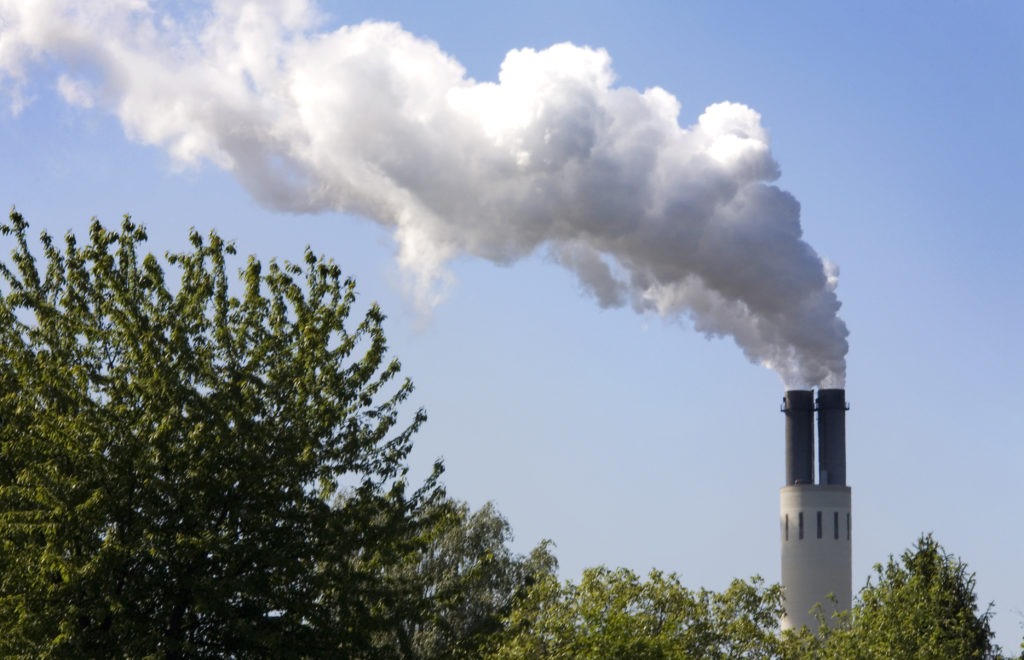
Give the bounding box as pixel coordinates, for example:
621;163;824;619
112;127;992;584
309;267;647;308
0;0;848;387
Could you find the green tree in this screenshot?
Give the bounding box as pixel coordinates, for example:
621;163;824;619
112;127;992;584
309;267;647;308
0;211;442;657
486;565;786;659
366;498;556;659
818;534;998;659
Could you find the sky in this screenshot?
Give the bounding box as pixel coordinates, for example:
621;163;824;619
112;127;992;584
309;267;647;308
1;0;1023;649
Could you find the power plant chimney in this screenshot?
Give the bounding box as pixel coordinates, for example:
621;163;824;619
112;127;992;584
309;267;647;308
816;389;847;486
783;390;815;486
779;388;852;631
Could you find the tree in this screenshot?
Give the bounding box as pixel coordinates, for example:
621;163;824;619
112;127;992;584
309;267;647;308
485;565;786;659
817;534;998;659
365;498;556;659
0;211;442;656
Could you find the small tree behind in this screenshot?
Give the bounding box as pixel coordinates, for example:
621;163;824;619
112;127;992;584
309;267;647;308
365;498;556;659
0;211;442;656
821;533;997;658
486;566;785;659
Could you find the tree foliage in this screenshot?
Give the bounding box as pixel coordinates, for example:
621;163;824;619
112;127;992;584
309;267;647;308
485;565;786;659
0;211;442;656
0;210;1015;658
486;533;1012;660
366;498;556;659
815;533;998;659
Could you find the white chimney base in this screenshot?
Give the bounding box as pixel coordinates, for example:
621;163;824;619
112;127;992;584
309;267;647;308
779;484;852;631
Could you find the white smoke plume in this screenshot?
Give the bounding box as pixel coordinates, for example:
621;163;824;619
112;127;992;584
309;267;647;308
0;0;848;387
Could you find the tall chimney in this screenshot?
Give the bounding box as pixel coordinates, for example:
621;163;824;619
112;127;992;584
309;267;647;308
783;390;815;485
817;389;847;486
780;388;852;631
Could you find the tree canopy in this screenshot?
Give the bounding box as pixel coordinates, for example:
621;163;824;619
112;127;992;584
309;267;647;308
0;211;1017;658
0;211;442;656
814;533;999;659
485;565;786;659
483;532;1012;659
366;498;556;659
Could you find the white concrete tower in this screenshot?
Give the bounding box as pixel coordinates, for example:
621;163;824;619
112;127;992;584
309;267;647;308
779;389;851;631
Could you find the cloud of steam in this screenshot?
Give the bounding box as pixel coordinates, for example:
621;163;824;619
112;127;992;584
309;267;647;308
0;0;848;387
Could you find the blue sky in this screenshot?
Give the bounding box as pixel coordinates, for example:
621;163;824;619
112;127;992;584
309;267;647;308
2;1;1022;648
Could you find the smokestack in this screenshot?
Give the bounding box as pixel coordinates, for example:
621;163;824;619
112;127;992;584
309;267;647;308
780;388;852;632
783;390;814;485
817;389;847;486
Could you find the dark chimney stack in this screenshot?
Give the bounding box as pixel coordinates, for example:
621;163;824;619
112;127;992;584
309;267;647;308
783;388;848;486
816;388;847;485
783;390;815;485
